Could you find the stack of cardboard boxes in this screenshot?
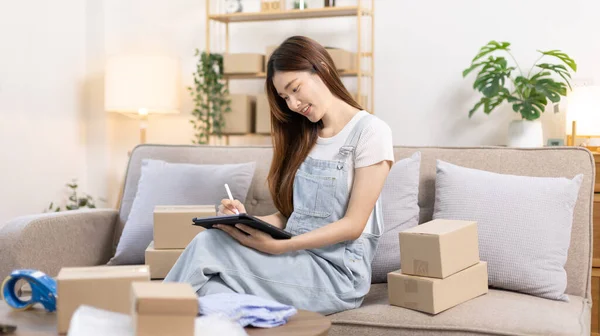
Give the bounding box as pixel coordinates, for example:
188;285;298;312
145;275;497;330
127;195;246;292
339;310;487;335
145;205;217;280
56;205;216;334
56;265;198;335
388;219;489;314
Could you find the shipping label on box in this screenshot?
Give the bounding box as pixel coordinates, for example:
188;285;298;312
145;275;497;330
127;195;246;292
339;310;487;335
131;282;198;336
388;261;488;314
223;53;264;74
399;219;479;278
57;265;150;334
153;205;216;249
145;241;184;279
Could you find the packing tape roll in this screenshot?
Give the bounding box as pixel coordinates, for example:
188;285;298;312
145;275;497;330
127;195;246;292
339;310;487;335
1;269;57;312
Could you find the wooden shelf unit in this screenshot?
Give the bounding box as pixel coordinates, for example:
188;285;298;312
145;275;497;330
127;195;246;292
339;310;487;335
206;0;374;144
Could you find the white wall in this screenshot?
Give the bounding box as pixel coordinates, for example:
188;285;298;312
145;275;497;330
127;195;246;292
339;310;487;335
377;0;600;146
0;1;89;224
2;0;599;221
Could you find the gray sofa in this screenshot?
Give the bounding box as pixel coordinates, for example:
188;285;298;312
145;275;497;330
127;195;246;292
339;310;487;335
0;144;595;335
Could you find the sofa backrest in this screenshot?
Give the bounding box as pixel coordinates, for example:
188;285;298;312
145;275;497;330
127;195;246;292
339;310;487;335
116;144;595;299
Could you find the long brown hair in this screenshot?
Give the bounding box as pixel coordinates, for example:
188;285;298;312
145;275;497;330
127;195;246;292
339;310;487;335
265;36;362;217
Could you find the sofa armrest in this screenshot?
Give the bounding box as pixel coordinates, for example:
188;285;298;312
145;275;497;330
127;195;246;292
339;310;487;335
0;209;118;280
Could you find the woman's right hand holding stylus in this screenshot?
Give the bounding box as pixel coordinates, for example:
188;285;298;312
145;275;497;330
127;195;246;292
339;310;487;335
218;199;246;216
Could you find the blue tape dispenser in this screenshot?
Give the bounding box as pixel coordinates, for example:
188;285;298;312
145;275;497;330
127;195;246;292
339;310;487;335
1;269;57;312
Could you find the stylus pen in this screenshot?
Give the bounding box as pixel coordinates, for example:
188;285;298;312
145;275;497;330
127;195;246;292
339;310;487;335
224;184;239;215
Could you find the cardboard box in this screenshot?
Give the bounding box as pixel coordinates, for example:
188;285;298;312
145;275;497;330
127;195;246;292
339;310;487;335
265;45;278;70
223;53;264;74
131;282;198;336
388;261;488;314
153;205;215;249
399;219;479;278
57;265;150;334
352;93;368;108
145;241;184;279
325;47;356;71
255;93;271;134
223;94;256;134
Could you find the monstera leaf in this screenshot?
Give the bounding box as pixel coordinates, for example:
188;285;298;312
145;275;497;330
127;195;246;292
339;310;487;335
469;57;515;98
469;88;511;117
470;41;511;63
509;92;548;121
536;63;573;90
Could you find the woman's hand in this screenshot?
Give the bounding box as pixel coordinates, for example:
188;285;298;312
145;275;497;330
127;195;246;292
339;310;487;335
215;224;287;255
217;198;247;215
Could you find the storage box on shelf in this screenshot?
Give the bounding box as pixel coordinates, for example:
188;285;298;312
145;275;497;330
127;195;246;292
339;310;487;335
222;94;256;134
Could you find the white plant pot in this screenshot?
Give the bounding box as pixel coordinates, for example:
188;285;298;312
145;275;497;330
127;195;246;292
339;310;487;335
507;119;544;147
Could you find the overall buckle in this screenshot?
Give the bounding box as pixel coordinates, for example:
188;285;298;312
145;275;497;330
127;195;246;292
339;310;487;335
338;146;355;156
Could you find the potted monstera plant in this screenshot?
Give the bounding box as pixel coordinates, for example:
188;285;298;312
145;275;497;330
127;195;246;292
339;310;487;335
463;41;577;147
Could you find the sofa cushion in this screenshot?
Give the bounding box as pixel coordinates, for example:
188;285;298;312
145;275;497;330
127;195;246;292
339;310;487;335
432;160;583;301
108;159;256;265
328;284;590;336
371;151;421;283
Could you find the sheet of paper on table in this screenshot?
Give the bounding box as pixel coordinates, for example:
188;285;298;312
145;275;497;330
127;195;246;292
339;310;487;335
67;305;248;336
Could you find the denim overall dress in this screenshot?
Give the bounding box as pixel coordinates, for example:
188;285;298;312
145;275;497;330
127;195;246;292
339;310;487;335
164;114;382;315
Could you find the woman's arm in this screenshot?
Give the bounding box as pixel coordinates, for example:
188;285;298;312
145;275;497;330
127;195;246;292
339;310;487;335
216;160;391;255
280;160;392;253
255;212;288;230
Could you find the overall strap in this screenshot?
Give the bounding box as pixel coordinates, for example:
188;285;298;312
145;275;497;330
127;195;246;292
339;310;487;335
338;113;375;157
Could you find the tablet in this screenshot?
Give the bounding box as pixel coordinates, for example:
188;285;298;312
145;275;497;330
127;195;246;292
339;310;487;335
192;213;293;240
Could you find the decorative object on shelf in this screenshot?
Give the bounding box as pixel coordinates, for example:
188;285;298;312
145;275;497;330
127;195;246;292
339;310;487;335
294;0;307;10
189;49;231;144
566;85;600;152
324;0;336;6
105;54;181;144
225;0;242;13
547;138;565;146
45;179;105;212
463;41;577;147
261;0;284;12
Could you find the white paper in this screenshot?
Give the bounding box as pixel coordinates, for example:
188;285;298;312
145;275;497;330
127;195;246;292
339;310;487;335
67;305;248;336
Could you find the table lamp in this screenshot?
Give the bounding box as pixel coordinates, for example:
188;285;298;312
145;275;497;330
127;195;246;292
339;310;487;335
566;85;600;152
104;55;181;143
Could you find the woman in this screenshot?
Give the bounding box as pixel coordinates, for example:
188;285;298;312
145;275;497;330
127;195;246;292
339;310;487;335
164;36;394;315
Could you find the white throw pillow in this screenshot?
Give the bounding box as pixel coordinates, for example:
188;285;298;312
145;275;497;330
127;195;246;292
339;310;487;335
371;151;421;283
432;160;583;301
108;159;256;265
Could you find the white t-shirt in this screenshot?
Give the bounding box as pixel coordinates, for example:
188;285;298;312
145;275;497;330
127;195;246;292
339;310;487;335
307;110;394;234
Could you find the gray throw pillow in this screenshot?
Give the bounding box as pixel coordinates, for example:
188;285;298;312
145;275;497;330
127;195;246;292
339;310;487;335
432;160;583;301
108;159;256;265
371;151;421;283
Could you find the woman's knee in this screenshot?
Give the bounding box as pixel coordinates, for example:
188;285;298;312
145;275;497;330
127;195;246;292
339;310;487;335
191;228;230;245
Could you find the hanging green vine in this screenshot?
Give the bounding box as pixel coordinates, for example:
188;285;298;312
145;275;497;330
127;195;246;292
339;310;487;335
189;49;231;144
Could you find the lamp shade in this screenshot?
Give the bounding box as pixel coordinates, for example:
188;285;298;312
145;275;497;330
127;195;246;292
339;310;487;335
104;55;181;114
566;85;600;136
